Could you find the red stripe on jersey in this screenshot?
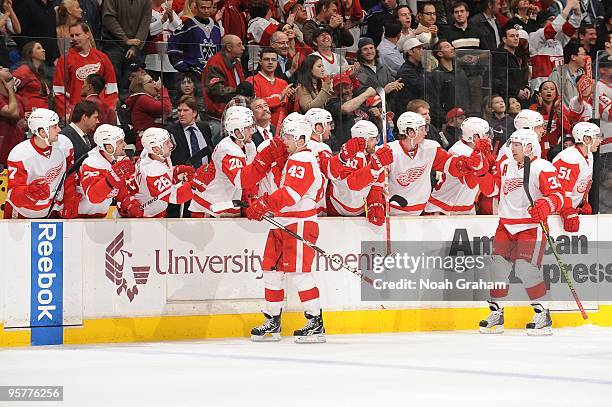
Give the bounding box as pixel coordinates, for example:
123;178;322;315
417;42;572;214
390;202;426;212
427;196;475;212
277;208;318;218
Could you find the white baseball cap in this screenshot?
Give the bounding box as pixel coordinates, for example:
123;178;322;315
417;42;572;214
403;37;424;53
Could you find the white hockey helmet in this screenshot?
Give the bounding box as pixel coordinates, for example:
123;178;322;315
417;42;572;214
141;127;172;154
514;109;544;130
282;117;312;143
572;122;601;144
94;124;125;152
28;108;60;145
460;117;490;143
509;128;539;154
224;105;254;140
280;112;305;136
304;108;334;132
351;120;379;139
397;111;426;135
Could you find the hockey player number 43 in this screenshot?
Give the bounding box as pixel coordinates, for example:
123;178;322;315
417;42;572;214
287;165;305;179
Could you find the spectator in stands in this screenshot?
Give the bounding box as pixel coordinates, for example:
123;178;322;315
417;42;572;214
311;27;350;75
247;47;294;128
507;96;521;117
283;1;308;33
492;27;531;106
247;0;279;46
355;37;402;96
250;97;276;146
0;0;20;67
363;0;397;46
271;30;300;84
168;0;223;78
469;0;502;51
79;0;102;40
217;0;247;40
441;107;465;149
202;34;245;141
325;73;377;151
278;22;312;61
101;0;152;97
60;100;99;161
394;38;425;117
377;20;404;76
503;0;537;33
56;0;92;55
295;54;334;112
13;42;50;117
528;0;581;91
578;23;598;62
364;94;394;143
430;39;470;129
176;73;205;118
180;0;196;21
126;73;172;150
548;41;587;109
407;99;443;146
530;80;562;158
414;2;439;49
395;5;415;49
302;0;354;49
81;73;118;128
14;0;58;71
53;22;118;123
339;0;365;31
146;0;181;89
0;66;23;166
439;2;485;50
483;95;514;150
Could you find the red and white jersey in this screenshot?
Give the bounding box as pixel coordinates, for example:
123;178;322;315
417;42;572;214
307;139;332;215
134;154;193;218
5;136;74;218
426;140;479;215
552;146;592;209
387;139;452;215
497;156;564;234
275;149;323;226
247;17;279;45
77;148;119;217
257;138;282;196
189;137;256;216
528;13;580;90
596;79;612;153
496;140;541;164
328;152;382;215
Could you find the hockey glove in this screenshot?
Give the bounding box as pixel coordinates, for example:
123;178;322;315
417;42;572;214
27;179;50;201
106;159;135;189
528;197;554;223
173;165;195;183
119;195;144;218
246;194;271;221
60;193;82;219
579;201;592;215
370;145;393;171
257;138;288;167
340;137;366;161
560;207;580;233
367;202;385;226
191;163;216;192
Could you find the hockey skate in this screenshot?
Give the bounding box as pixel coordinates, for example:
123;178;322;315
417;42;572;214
294;311;326;343
526;304;553;336
479;301;504;334
251;312;281;342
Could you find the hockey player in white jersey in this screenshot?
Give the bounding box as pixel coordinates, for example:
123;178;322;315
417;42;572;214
497;109;545;163
385;111;480;215
189;105;286;217
247;118;326;343
552;122;602;232
133;128;195;218
327;120;394;226
4;108;81;219
479;129;567;336
426;117;497;215
304;108;333;215
77;124;141;218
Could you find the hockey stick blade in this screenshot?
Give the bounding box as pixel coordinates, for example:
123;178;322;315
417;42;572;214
209;200;248;213
389;194;408;207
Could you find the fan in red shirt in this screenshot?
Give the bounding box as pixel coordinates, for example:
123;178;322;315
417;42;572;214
0;67;25;167
12;42;50;116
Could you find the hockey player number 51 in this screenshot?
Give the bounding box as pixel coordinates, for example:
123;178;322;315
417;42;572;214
287;165;305;179
557;167;571;180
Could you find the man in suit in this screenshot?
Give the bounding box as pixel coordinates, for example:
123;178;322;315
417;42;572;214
250;98;276;147
271;31;299;84
60;100;100;168
167;95;213;217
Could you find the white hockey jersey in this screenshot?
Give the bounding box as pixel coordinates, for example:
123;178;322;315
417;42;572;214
77;148;118;217
5;135;74;218
307;139;332;215
552;146;592;209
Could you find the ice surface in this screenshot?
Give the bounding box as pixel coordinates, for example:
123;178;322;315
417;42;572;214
1;326;611;407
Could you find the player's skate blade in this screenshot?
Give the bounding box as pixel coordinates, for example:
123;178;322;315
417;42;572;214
294;311;326;344
526;305;553;336
250;332;281;342
479;301;504;334
251;312;281;342
478;325;505;334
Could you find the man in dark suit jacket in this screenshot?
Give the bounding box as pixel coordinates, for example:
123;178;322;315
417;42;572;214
250;98;277;147
167;95;213;217
469;0;502;51
60;100;100;168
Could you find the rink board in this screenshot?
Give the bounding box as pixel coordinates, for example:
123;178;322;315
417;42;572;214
1;215;612;347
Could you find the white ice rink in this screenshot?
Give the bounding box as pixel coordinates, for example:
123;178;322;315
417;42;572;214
2;326;612;407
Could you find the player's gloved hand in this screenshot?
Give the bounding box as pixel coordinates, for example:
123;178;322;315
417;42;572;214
340;137;366;161
27;179;50;200
60;193;82;219
367;202;385;226
528;197;554;223
191;163;215;192
579;201;592;215
451;156;472;176
173;165;195;183
246;194;271;221
106;159;135;189
370;145;393;171
258;138;288;167
119;195;144;218
560;207;580;233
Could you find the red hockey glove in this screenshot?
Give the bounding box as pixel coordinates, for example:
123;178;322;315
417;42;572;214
106;159;135;189
191;163;216;192
340;137;366;161
258;138;288;167
450;156;472;177
370;145;393;171
119;195;144;218
367;202;385;226
246;194;271;221
60;193;82;219
173;165;195;183
27;179;50;201
579;201;592;215
560;207;580;233
528;197;554;223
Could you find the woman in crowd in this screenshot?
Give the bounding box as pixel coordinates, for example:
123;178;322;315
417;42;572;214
507;96;522;117
172;72;205;119
12;42;50;117
0;0;20;67
529;80;563;158
295;54;334;112
503;0;538;33
278;22;312;63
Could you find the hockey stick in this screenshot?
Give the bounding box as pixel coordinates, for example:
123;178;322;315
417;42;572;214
179;146;213;218
523;156;588;319
46;152;89;218
376;86;392;255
